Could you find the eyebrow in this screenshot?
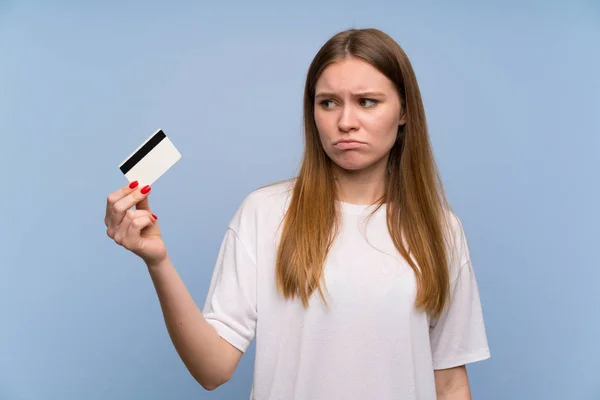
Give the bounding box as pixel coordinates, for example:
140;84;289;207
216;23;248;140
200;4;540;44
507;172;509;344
315;91;387;99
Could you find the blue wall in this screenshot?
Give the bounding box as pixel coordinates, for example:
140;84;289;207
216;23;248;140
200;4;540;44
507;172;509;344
1;1;598;399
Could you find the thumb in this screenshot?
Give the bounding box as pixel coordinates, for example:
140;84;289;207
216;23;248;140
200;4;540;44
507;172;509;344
135;195;151;212
135;195;161;235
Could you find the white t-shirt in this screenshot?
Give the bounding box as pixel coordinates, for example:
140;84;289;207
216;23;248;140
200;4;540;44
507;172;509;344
203;179;490;399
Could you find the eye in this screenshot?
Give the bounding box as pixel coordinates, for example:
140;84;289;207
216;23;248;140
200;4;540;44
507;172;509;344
360;98;379;108
319;99;336;109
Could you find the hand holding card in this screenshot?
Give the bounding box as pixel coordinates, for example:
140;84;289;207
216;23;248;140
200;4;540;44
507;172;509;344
105;128;182;266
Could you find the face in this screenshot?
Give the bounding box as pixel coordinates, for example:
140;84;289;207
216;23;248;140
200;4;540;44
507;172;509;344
314;57;405;173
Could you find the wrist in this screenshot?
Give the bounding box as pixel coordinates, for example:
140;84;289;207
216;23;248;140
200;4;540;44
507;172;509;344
145;254;171;272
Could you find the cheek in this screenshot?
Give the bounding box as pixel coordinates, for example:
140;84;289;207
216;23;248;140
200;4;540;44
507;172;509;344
314;112;334;141
364;114;398;146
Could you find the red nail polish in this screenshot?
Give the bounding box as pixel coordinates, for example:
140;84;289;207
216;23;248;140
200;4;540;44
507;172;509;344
152;214;158;220
141;185;151;194
129;181;139;189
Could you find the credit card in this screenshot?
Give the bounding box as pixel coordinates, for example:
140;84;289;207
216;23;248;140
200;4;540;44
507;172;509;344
118;129;181;186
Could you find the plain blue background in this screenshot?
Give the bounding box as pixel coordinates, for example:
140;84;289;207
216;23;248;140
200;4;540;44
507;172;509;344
1;1;599;399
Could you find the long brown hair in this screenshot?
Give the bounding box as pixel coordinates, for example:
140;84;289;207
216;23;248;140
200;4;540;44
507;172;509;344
275;28;452;318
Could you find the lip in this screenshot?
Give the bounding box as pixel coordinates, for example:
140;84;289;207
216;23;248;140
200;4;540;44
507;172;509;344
334;139;366;150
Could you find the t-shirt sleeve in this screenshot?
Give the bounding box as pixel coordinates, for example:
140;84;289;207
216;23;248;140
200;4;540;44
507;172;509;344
202;227;257;353
429;214;491;370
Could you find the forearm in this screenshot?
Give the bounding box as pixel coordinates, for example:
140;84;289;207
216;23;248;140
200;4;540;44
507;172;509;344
435;366;471;400
437;386;471;400
147;257;236;389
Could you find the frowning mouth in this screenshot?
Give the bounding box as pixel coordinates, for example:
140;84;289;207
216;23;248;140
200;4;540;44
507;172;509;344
334;139;366;149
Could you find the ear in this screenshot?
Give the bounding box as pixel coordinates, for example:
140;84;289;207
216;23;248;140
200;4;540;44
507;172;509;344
398;111;407;126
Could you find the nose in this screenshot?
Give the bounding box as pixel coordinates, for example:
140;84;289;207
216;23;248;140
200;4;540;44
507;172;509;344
338;105;359;132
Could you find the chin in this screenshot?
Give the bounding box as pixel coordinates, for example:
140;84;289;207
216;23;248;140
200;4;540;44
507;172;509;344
331;157;372;172
329;151;386;173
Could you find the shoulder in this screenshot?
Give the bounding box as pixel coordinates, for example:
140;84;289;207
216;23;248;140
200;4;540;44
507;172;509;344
243;178;296;209
440;207;471;280
443;208;466;243
227;177;296;233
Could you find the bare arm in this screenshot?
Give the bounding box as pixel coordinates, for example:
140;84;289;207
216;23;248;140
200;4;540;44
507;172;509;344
434;365;471;400
147;257;243;390
104;183;242;390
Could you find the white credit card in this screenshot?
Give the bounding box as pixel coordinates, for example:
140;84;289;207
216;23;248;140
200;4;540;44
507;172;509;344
118;129;182;186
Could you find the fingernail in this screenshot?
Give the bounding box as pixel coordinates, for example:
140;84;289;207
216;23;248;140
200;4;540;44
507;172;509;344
141;185;151;194
152;214;158;220
129;181;139;189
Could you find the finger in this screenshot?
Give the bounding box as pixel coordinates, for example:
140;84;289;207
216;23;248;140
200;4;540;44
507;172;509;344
109;184;152;227
123;215;156;248
113;210;155;246
124;209;155;222
105;181;142;226
118;209;155;233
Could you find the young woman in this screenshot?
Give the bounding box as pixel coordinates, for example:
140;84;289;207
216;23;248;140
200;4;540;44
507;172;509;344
105;28;490;399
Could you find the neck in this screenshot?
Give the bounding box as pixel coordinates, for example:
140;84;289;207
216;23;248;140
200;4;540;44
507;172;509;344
333;156;388;205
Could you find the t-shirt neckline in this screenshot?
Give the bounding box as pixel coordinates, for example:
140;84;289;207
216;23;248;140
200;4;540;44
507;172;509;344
337;201;386;215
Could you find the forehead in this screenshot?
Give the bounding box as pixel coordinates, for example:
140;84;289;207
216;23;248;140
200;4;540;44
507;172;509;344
315;57;395;92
